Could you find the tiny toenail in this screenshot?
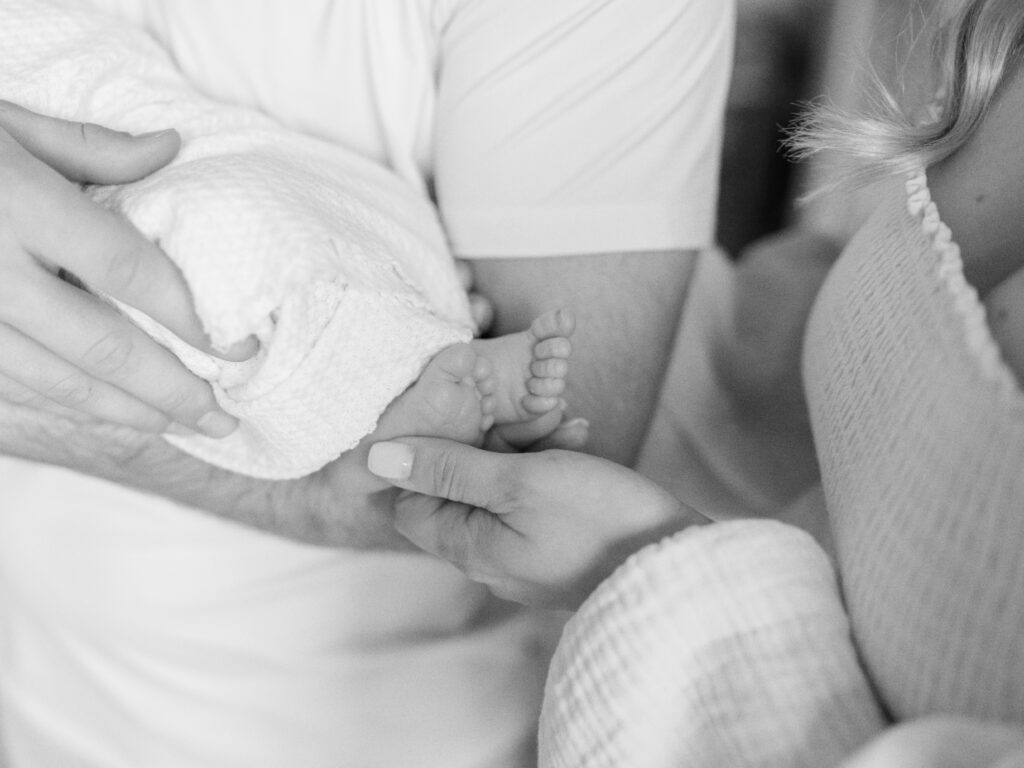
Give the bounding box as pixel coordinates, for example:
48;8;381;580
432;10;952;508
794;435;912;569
368;441;414;481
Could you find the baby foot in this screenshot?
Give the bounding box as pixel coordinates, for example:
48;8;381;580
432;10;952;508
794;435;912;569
363;308;572;487
471;309;574;444
373;342;491;446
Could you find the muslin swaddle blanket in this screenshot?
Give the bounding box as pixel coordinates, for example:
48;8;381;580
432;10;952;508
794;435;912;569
0;0;473;478
540;520;887;768
541;169;1024;766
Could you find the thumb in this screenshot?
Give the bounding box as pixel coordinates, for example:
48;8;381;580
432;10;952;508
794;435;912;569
0;100;180;184
368;437;519;511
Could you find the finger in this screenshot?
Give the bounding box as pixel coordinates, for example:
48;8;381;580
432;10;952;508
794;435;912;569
392;491;509;577
0;99;180;184
367;437;521;510
392;493;475;568
528;417;590;452
0;368;93;422
6;151;229;356
0;322;172;432
0;266;237;436
491;406;564;446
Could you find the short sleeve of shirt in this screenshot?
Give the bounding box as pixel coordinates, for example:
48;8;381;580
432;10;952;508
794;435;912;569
434;0;735;258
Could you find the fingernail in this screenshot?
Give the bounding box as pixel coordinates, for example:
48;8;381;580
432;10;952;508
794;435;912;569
196;411;238;438
368;441;414;481
164;423;195;437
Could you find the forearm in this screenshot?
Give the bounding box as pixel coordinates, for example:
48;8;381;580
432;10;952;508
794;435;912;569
469;250;696;465
0;394;409;549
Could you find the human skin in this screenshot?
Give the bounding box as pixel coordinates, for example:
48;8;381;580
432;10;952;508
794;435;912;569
468;251;695;466
0;369;591;549
0;101;252;437
367;436;709;609
0;104;590;549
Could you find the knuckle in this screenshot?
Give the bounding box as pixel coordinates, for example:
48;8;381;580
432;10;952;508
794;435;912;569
69;120;103;148
89;423;154;467
432;448;464;500
83;329;136;377
492;461;529;511
434;522;471;569
155;384;212;420
45;373;93;407
0;377;45;408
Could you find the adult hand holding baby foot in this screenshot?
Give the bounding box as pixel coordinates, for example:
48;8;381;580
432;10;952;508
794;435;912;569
368;437;709;609
0;101;252;438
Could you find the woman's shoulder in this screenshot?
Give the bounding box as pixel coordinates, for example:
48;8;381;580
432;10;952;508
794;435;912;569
928;65;1024;295
927;65;1024;384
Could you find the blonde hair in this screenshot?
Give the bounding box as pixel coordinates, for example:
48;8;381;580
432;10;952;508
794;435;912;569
788;0;1024;192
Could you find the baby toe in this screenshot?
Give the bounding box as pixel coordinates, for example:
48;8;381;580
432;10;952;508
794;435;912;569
534;337;572;360
522;394;561;414
528;377;566;398
476;375;497;396
530;309;575;341
430;343;478;381
530;358;568;379
472;354;492;382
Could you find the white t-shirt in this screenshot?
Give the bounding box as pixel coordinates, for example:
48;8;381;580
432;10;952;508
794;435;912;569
92;0;733;256
0;2;733;766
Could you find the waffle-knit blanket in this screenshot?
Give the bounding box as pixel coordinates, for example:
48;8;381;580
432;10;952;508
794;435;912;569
0;0;473;478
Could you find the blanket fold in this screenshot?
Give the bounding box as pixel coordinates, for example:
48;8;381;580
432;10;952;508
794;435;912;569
0;0;473;478
540;520;887;768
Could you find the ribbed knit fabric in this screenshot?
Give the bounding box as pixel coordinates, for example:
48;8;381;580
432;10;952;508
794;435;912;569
0;0;473;478
805;169;1024;722
541;168;1024;766
540;521;885;767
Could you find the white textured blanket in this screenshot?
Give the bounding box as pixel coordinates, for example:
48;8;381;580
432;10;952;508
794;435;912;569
540;521;887;768
0;0;473;478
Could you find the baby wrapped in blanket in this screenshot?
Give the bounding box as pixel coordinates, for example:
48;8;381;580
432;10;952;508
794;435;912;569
0;0;573;480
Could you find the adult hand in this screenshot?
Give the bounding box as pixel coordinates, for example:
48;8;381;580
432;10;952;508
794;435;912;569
366;438;709;609
0;390;413;550
0;101;253;438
